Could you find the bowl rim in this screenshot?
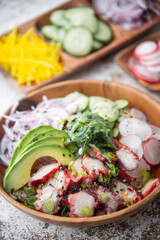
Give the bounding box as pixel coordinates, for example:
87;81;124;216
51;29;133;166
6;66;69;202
0;79;160;227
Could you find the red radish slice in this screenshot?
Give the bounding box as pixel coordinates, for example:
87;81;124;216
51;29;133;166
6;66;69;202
143;138;160;166
119;118;152;141
141;178;160;198
134;41;158;58
140;49;160;61
130;108;148;122
120;134;143;159
150;125;160;140
132;64;160;83
140;58;160;67
126;158;150;178
147;65;160;73
29;162;61;188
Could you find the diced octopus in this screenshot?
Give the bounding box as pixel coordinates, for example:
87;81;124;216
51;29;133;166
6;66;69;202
34;185;59;214
91;185;120;214
111;180;141;207
45;169;70;195
141;178;160;198
70;158;88;182
82;156;108;180
68;191;97;217
29;161;61;188
113;139;140;171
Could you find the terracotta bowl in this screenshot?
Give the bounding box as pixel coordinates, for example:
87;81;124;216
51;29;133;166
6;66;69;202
0;79;160;227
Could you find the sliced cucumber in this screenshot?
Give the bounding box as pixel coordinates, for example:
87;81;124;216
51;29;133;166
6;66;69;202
115;99;129;109
65;92;89;112
58;28;66;44
94;20;112;44
50;10;71;29
93;40;104;51
92;105;119;122
64;7;98;33
40;25;59;41
89;96;115;110
63;27;93;57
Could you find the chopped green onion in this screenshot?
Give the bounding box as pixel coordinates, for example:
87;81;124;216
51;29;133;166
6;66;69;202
68;162;78;176
140;170;150;184
99;192;109;204
81;182;97;189
82;206;94;217
44;200;55;212
125;198;134;207
61;205;70;217
107;152;115;159
80;169;87;176
24;187;36;196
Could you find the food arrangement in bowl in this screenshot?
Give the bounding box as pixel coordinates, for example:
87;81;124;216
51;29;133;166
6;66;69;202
1;86;160;219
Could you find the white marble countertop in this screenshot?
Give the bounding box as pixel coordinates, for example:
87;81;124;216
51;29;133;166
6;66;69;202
0;1;160;240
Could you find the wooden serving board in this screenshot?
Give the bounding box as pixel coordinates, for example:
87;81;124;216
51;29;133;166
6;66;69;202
115;31;160;91
0;0;160;94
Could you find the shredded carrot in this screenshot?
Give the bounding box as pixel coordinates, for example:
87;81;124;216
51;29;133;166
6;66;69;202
0;26;63;86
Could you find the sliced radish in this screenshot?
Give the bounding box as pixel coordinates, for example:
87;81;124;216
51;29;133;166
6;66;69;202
140;58;160;67
143;138;160;166
132;64;160;83
134;41;158;58
29;162;61;188
150;125;160;140
141;178;160;198
119;118;152;141
130;108;148;122
120;135;143;159
147;65;160;73
126;158;150;178
140;49;160;62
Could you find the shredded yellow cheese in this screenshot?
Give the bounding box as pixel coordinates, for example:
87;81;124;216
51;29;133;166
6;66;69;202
0;26;63;86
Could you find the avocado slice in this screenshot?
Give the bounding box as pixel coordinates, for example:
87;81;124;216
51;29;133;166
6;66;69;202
18;136;65;160
4;144;75;194
7;126;68;172
7;125;53;171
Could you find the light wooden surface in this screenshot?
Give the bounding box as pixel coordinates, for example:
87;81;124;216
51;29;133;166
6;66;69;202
0;1;160;240
0;0;159;93
115;31;160;91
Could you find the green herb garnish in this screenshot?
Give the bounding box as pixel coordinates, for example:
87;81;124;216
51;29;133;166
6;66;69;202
125;198;134;207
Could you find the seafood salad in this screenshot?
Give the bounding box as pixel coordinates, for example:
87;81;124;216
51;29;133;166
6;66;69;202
1;92;160;217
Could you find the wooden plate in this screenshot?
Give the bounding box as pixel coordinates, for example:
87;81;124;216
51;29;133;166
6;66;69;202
0;79;160;227
115;31;160;91
0;0;160;94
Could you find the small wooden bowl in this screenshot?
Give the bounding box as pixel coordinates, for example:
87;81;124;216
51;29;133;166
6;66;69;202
0;79;160;227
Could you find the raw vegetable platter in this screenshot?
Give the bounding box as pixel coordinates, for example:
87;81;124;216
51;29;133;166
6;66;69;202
115;31;160;91
0;79;160;227
0;0;160;94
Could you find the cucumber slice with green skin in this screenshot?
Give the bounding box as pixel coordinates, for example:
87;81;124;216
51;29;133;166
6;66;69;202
64;27;93;57
94;20;112;44
65;92;89;112
64;7;98;33
6;125;53;173
93;40;104;51
115;99;129;109
92;105;119;122
40;25;59;41
89;96;115;110
50;10;71;29
58;28;66;44
112;127;119;138
4;144;75;194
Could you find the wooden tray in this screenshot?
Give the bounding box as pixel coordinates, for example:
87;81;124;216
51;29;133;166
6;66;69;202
0;0;160;94
115;31;160;91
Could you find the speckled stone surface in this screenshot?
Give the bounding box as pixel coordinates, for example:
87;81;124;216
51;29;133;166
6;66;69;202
0;1;160;239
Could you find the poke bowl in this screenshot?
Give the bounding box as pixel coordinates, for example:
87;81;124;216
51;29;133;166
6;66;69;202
0;79;160;227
